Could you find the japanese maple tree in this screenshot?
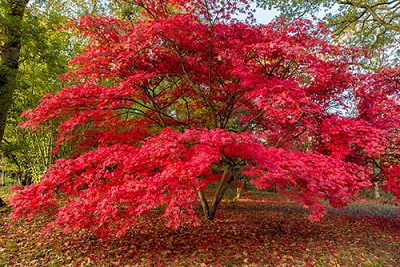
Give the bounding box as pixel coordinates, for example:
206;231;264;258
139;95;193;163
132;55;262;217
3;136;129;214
319;68;400;201
9;0;400;239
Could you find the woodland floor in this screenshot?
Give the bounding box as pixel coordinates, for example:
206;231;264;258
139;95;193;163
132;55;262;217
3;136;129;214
0;187;399;267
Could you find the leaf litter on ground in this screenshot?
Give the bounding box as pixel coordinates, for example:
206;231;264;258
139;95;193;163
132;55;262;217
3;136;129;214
0;191;399;267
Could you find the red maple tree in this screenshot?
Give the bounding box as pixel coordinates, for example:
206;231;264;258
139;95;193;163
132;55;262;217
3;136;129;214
10;0;400;238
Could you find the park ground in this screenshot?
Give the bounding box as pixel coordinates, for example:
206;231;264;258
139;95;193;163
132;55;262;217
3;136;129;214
0;187;399;267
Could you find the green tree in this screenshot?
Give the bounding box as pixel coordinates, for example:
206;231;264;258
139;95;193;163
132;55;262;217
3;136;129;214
1;0;142;185
1;0;82;184
0;0;29;143
2;10;71;184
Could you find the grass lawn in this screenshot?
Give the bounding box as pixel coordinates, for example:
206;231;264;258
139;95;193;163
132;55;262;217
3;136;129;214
0;187;399;266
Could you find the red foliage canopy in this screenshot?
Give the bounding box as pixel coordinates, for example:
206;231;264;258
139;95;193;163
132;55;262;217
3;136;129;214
10;0;400;238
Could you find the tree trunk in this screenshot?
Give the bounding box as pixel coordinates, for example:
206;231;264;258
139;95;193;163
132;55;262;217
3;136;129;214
373;181;380;199
232;187;242;202
372;160;381;199
197;189;210;218
1;170;5;186
0;0;29;143
197;166;231;220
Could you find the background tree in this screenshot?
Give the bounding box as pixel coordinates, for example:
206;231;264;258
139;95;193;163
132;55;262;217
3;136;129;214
0;0;29;143
1;0;77;185
0;0;139;185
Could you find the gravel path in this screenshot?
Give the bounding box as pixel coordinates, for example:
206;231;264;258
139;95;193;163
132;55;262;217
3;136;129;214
325;202;400;219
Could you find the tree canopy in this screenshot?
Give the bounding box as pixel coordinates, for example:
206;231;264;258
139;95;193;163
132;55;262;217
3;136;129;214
9;0;400;239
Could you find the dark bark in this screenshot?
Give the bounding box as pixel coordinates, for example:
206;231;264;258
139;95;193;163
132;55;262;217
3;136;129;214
0;0;29;143
0;197;6;207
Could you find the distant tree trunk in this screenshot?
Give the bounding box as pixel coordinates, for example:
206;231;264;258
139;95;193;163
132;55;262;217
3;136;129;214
0;0;30;143
372;160;381;199
373;181;380;199
232;187;242;202
1;170;5;186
